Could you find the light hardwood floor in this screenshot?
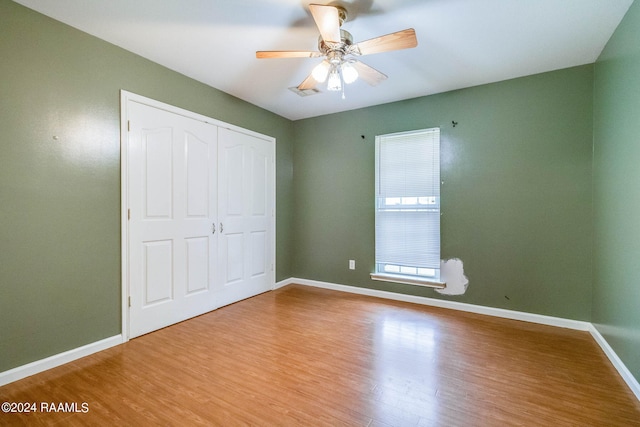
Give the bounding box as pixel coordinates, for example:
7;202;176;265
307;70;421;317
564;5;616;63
1;284;639;426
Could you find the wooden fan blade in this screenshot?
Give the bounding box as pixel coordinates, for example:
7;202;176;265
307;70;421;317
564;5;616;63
256;51;322;59
298;73;318;90
355;28;417;56
309;4;341;43
351;61;388;86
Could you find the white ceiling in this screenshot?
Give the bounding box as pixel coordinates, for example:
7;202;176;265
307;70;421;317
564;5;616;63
13;0;634;120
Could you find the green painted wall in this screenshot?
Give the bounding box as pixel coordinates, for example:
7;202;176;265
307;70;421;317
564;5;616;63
0;0;294;372
593;0;640;383
292;65;594;321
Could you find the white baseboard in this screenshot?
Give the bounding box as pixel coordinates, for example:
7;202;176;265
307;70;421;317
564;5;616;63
274;278;293;290
0;335;123;387
284;277;590;330
588;325;640;401
281;277;639;402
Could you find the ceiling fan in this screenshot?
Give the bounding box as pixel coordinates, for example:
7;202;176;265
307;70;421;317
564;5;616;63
256;3;418;97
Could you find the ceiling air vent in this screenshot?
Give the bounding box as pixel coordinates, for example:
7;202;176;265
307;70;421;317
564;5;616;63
288;86;321;97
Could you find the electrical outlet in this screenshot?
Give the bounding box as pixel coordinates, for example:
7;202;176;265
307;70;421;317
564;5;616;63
349;260;356;270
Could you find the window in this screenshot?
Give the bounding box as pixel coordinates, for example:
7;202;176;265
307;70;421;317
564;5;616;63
371;128;443;287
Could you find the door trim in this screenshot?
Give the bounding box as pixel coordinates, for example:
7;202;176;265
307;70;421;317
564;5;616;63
120;90;276;341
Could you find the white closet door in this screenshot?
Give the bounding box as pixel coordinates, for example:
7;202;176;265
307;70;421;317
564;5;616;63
127;102;218;338
217;127;274;307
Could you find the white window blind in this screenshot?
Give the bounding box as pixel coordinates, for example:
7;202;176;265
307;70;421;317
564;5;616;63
374;128;441;281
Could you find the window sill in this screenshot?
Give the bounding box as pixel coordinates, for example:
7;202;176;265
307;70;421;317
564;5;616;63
370;273;446;289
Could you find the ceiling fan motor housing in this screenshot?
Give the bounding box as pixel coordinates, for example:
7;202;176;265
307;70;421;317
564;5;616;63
318;29;354;59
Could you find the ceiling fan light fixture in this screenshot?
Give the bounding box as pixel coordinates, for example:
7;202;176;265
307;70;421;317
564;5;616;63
341;61;358;84
311;61;330;83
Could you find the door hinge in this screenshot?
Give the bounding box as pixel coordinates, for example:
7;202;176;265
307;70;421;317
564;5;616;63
127;120;131;132
128;209;131;220
128;296;131;307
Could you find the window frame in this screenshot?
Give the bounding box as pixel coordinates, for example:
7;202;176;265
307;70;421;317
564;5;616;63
371;127;445;289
